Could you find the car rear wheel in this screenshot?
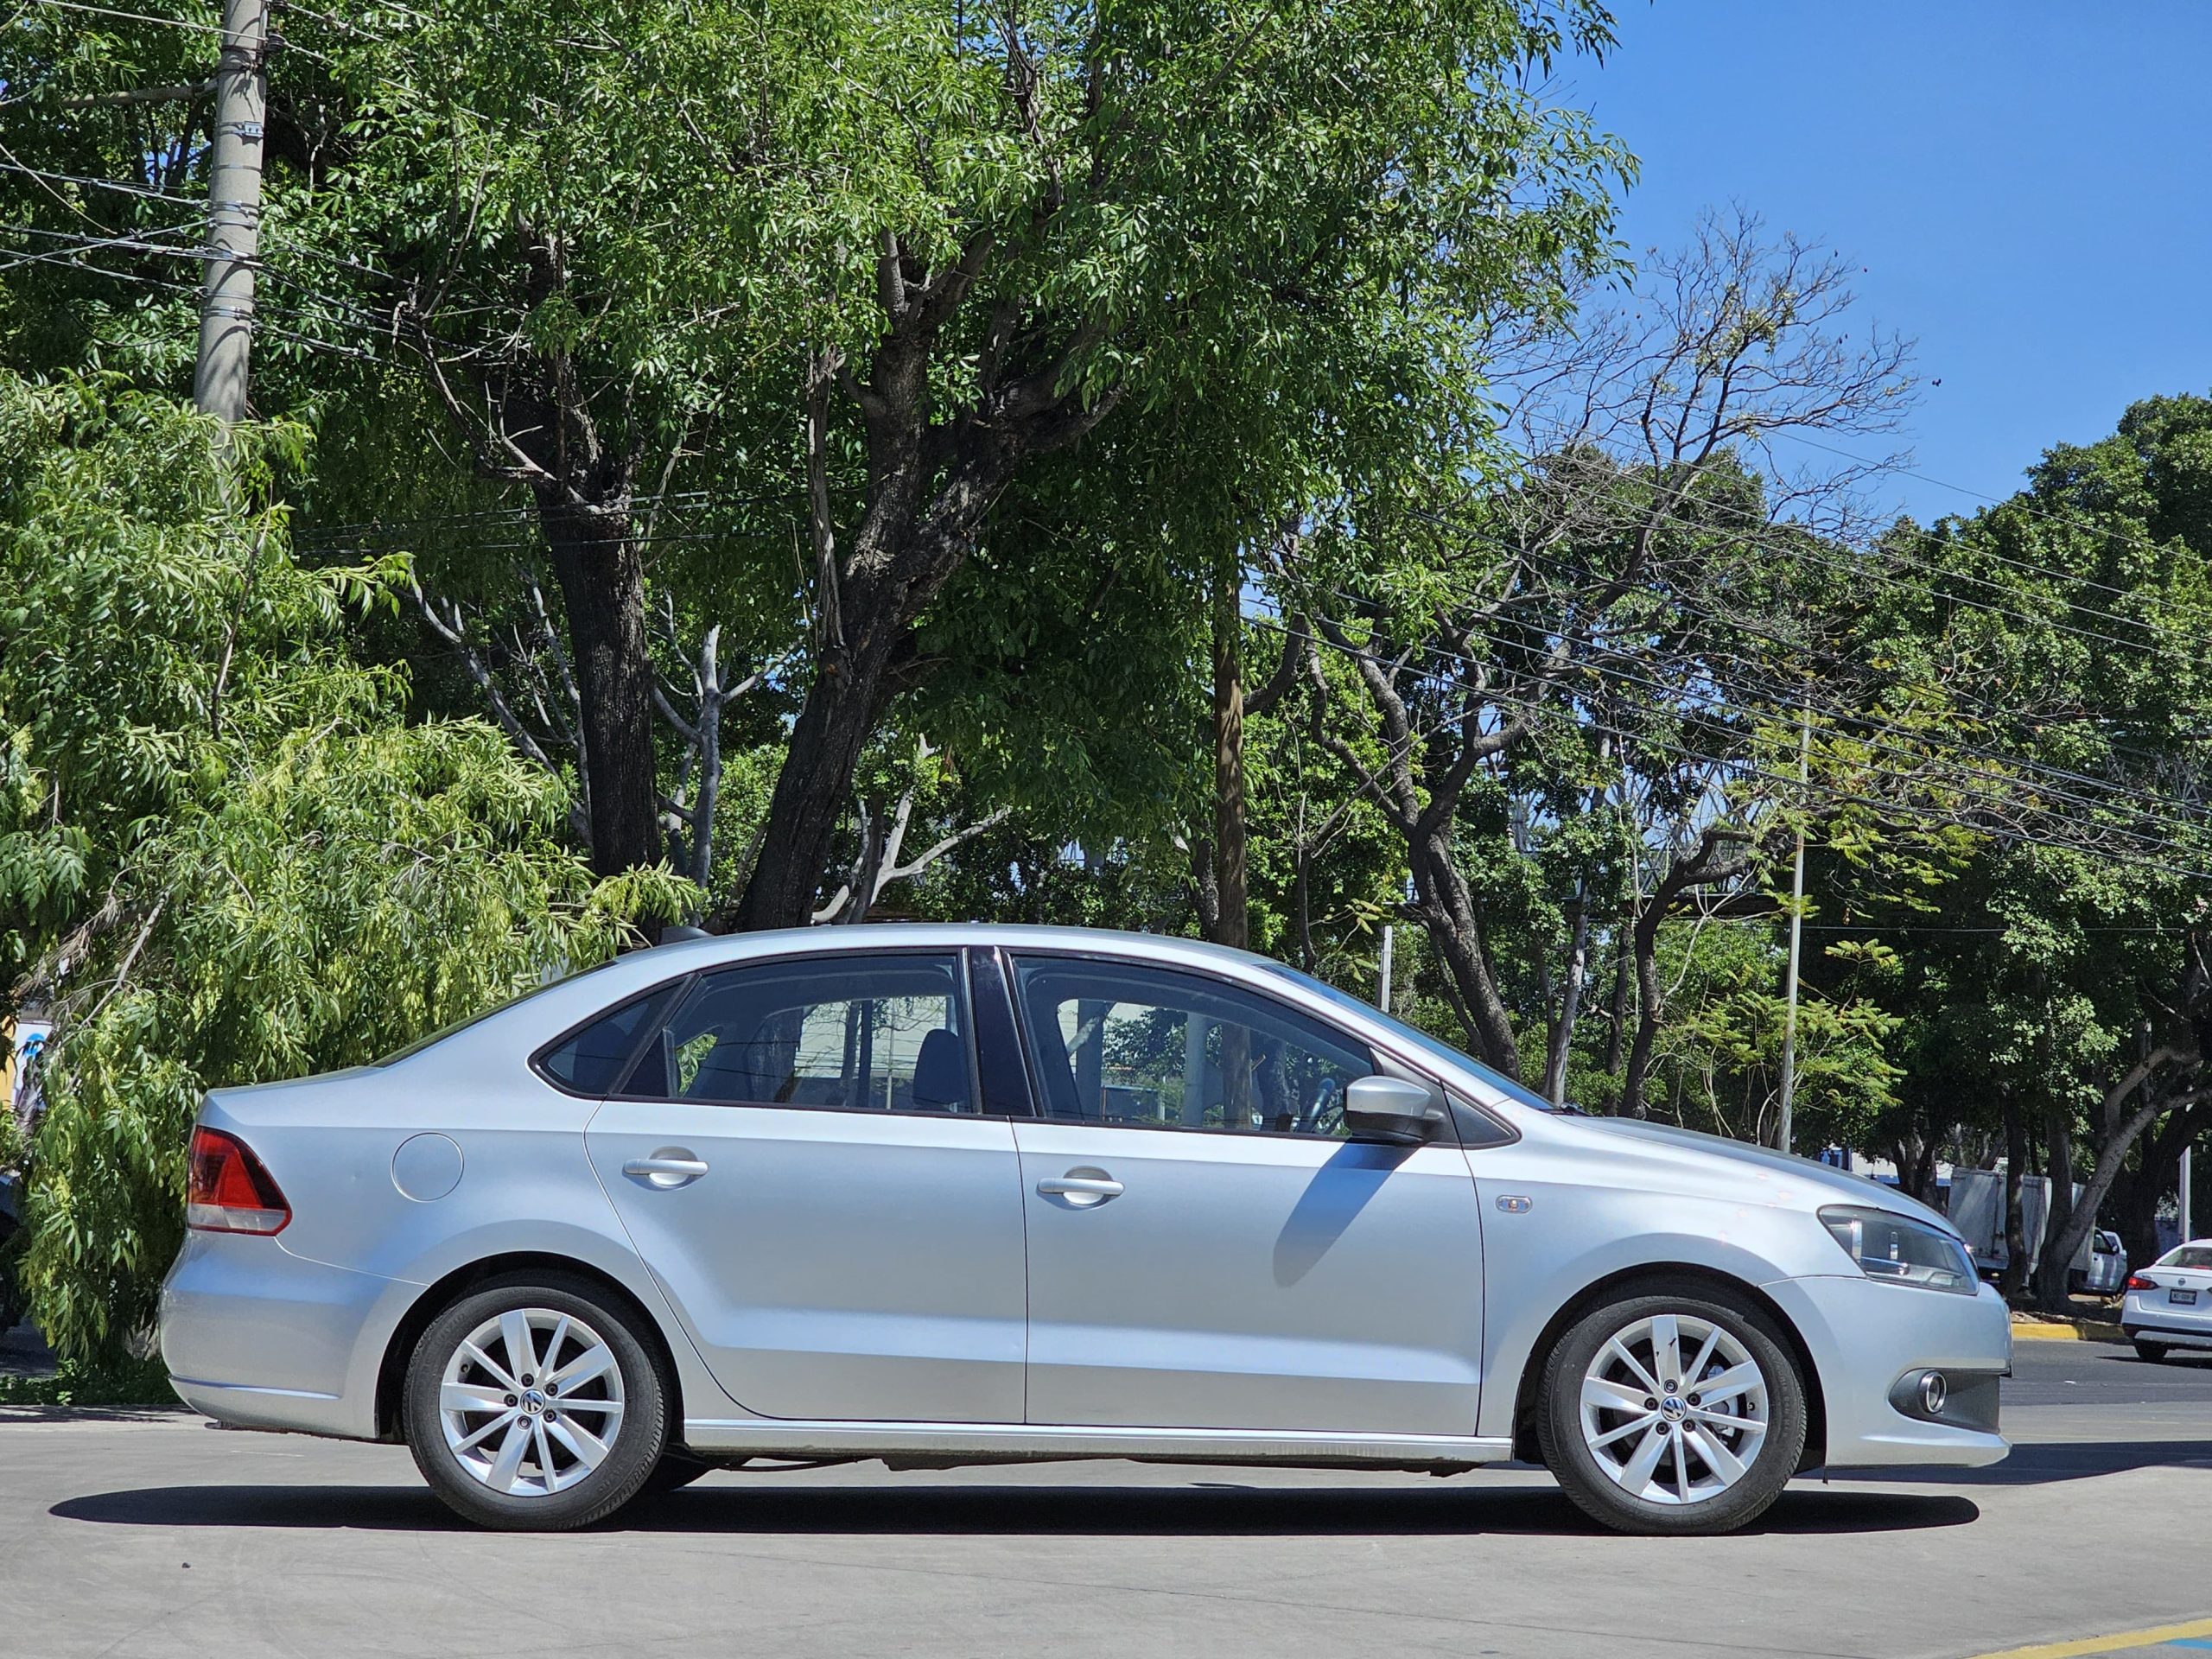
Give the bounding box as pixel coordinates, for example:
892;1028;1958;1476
1535;1287;1808;1536
403;1274;667;1530
2134;1340;2170;1363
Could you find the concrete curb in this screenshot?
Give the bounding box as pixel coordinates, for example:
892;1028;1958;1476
2011;1319;2126;1343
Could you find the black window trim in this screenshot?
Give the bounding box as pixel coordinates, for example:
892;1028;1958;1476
1000;946;1515;1148
963;944;1039;1120
531;971;698;1100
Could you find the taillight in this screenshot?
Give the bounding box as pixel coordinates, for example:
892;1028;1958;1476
186;1127;290;1234
2125;1274;2156;1292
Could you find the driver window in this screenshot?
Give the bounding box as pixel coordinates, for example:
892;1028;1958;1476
1009;957;1374;1137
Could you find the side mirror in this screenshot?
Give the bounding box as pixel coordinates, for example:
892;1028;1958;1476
1344;1075;1445;1144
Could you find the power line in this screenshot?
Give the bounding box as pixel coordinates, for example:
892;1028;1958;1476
1256;605;2212;884
1771;427;2205;598
1294;559;2212;842
35;0;227;35
0;160;203;207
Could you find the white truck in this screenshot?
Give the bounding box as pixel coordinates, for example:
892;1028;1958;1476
1948;1167;2127;1292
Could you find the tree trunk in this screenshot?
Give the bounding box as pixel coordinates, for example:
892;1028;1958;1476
542;512;658;880
1211;549;1249;950
2036;1093;2079;1311
1541;892;1592;1105
729;616;900;931
2000;1089;2030;1301
1620;920;1663;1121
1602;932;1630;1082
1410;832;1521;1077
2040;1084;2196;1308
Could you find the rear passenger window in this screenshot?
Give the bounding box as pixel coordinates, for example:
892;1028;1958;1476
622;953;973;1113
537;985;679;1096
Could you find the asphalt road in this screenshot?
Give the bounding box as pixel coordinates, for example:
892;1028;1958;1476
3;1339;2209;1659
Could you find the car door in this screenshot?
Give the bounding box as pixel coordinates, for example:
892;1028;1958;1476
575;950;1027;1425
1003;950;1486;1437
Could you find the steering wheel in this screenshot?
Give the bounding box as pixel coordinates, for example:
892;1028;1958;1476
1298;1075;1346;1137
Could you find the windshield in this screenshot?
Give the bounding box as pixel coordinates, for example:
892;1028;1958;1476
370;957;624;1066
1265;961;1560;1113
2158;1244;2212;1271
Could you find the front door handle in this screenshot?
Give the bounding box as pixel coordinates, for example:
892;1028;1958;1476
1037;1171;1123;1206
624;1149;709;1189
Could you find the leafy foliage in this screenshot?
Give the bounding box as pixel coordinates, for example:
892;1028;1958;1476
0;378;687;1357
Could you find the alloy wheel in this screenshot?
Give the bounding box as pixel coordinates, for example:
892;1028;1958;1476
436;1306;627;1497
1577;1311;1770;1507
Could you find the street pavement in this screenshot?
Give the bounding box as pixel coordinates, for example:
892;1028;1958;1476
1;1339;2207;1659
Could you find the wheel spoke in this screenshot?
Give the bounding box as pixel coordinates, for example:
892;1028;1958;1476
541;1314;572;1376
1693;1408;1766;1438
548;1341;615;1394
1687;1422;1748;1487
1603;1336;1662;1395
1590;1411;1658;1449
555;1395;623;1422
442;1382;510;1414
461;1340;520;1392
546;1414;611;1471
486;1417;532;1493
454;1408;518;1453
1618;1424;1669;1493
1695;1363;1764;1407
1671;1427;1689;1502
1649;1314;1683;1391
1684;1324;1721;1385
1583;1376;1650;1415
499;1311;539;1384
531;1417;558;1492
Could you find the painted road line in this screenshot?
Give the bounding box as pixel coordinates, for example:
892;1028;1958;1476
1964;1618;2212;1657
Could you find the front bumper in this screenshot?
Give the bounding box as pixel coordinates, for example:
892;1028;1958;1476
158;1229;403;1439
1764;1274;2012;1470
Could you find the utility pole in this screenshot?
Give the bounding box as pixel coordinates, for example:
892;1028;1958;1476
2183;1142;2196;1243
1775;705;1812;1157
1377;925;1394;1013
192;0;269;423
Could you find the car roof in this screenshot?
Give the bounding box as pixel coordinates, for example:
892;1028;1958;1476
628;922;1279;974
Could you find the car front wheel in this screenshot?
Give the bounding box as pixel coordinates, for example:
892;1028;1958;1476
1535;1287;1808;1536
403;1274;668;1530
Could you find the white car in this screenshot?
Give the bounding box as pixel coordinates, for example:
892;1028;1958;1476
2120;1240;2212;1361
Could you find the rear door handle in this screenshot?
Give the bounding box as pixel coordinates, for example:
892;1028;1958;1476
1036;1172;1123;1205
624;1150;709;1188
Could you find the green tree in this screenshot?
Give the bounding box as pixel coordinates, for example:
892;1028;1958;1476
0;378;683;1357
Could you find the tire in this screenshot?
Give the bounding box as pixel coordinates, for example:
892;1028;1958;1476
2134;1341;2170;1363
403;1274;668;1530
1535;1287;1808;1536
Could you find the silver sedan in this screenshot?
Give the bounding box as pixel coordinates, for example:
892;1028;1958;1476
159;925;2010;1535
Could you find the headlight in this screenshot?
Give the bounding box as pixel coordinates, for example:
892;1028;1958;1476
1819;1205;1977;1294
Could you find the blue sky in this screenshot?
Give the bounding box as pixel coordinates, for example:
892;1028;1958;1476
1572;1;2212;526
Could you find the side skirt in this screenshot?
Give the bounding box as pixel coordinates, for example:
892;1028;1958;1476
680;1418;1513;1471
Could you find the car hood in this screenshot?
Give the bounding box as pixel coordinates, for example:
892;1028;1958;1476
1567;1114;1957;1235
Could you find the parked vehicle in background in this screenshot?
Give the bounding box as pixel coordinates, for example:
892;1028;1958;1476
158;926;2012;1536
2120;1241;2212;1362
2075;1230;2129;1296
1947;1168;2116;1288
